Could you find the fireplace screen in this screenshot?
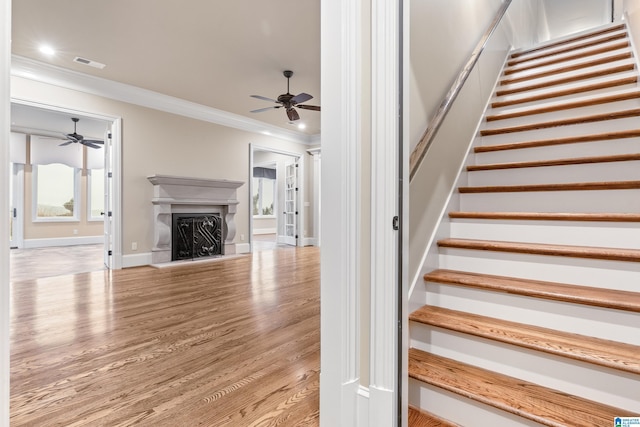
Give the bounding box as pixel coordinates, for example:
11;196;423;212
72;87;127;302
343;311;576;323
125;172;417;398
172;213;222;261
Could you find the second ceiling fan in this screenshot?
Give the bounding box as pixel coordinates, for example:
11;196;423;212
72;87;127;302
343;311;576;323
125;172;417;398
250;70;320;121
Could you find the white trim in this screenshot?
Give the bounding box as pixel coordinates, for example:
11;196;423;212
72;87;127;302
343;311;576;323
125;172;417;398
122;252;153;268
1;1;11;425
369;0;400;425
235;243;251;254
302;237;317;246
253;228;276;235
320;0;362;425
358;386;371;427
9;163;25;248
11;55;314;146
23;236;103;249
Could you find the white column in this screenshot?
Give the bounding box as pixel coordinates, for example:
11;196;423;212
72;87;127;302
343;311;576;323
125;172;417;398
1;0;11;424
369;0;401;426
320;0;362;426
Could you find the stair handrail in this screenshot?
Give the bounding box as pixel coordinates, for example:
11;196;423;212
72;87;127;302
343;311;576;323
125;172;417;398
409;0;513;181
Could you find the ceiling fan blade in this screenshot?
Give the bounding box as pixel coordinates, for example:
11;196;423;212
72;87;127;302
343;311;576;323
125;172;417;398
59;141;74;146
82;141;102;149
251;106;282;113
291;92;313;104
286;108;300;121
83;139;104;145
296;104;321;111
251;94;279;103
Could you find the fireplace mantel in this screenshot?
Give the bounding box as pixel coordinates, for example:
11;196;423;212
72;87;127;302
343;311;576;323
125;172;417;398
148;175;244;264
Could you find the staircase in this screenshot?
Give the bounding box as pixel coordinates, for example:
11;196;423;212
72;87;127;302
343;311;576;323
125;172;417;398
408;23;640;426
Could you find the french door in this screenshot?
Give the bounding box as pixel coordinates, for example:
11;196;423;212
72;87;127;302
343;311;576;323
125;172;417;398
282;159;298;246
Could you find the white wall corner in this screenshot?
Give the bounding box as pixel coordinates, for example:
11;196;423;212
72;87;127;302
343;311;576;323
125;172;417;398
1;0;11;425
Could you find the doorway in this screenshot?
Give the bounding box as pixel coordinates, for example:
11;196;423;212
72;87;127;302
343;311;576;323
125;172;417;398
249;145;304;252
9;100;122;277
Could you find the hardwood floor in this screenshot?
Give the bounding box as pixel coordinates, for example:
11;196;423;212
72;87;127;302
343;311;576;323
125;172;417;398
10;246;320;426
10;244;105;282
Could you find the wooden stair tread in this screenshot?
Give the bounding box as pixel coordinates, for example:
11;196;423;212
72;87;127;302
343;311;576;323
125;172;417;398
458;180;640;193
408;349;635;427
448;211;640;223
424;268;640;312
511;24;626;58
409;406;459;427
411;305;640;373
491;64;638;98
486;91;640;122
475;129;640;153
499;52;633;91
467;153;640;171
508;32;627;66
437;238;640;262
480;108;640;136
504;40;630;75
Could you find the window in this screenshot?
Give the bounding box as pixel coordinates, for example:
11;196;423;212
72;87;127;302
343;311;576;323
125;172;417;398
33;163;80;221
253;166;276;217
88;169;105;220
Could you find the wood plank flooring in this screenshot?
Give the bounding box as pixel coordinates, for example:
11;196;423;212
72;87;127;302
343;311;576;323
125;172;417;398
10;246;320;426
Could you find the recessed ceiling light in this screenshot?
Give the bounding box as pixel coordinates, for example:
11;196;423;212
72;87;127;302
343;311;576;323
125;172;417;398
297;123;306;130
38;45;55;56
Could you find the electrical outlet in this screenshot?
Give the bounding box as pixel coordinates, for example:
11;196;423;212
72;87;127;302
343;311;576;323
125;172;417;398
73;229;78;235
131;242;138;251
240;234;245;241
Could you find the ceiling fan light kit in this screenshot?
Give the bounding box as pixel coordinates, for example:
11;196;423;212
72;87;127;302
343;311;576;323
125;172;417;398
250;70;321;122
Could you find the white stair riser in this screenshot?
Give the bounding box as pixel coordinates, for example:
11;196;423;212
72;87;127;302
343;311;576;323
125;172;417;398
408;379;542;427
473;137;640;164
467;160;640;186
411;324;639;411
459;189;640;213
505;46;633;81
512;30;629;63
493;68;639;111
421;283;640;345
478;116;640;146
448;219;640;249
438;249;640;292
482;98;640;130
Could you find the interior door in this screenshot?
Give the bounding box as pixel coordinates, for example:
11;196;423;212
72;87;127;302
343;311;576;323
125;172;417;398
9;163;24;249
282;159;298;246
103;127;113;268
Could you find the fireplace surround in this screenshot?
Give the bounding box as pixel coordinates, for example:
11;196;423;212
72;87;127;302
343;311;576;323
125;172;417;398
148;175;244;264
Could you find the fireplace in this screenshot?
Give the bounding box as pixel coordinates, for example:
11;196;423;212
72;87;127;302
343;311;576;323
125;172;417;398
148;175;244;264
172;213;222;261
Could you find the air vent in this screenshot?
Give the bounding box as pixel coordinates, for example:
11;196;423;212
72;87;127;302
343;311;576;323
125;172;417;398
73;56;106;69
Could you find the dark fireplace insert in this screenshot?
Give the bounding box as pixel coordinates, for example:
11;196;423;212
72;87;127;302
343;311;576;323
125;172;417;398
172;213;222;261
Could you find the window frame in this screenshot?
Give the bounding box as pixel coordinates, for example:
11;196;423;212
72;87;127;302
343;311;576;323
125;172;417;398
252;164;277;219
32;163;81;223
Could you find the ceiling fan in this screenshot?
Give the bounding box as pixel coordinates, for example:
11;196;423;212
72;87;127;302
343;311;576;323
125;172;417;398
250;70;320;121
60;117;104;149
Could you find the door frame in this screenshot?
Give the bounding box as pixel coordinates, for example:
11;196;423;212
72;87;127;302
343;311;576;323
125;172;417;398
249;144;305;251
9;98;123;269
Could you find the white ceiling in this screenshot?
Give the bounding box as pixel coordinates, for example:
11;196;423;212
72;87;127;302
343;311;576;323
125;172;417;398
10;0;321;137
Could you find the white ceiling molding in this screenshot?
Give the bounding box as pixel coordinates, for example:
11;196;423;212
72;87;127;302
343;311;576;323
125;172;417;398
11;55;315;145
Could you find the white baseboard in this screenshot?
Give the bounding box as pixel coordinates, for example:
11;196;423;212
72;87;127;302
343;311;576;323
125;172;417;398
236;243;251;254
253;228;276;235
358;385;370;427
23;236;103;248
303;237;317;246
122;252;153;268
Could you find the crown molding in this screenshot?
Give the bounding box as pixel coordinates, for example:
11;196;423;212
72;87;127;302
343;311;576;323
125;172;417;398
11;55;315;145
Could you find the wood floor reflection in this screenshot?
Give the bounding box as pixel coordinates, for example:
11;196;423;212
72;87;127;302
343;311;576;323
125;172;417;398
10;246;320;426
10;244;105;282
